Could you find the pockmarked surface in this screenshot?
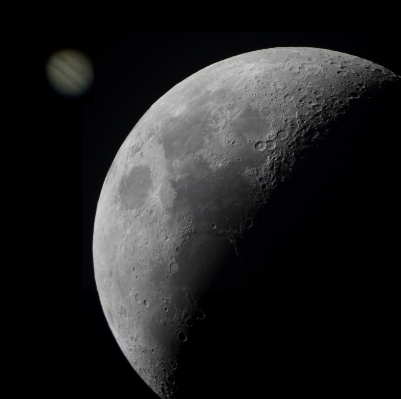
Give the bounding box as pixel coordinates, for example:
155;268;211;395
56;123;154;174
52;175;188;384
93;48;400;398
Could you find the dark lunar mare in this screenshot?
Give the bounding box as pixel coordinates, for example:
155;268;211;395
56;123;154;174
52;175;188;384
171;82;400;398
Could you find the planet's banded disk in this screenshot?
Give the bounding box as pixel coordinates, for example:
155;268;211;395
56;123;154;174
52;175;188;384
46;48;93;96
93;48;400;398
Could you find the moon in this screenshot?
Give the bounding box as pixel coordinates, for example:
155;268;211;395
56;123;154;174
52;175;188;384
93;47;399;398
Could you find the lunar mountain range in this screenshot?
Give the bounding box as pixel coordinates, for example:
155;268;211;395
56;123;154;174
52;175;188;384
93;47;400;398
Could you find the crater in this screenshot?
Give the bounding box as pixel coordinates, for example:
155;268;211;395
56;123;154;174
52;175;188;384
255;141;267;151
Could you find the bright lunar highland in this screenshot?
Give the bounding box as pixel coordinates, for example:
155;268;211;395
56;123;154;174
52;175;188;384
93;48;400;398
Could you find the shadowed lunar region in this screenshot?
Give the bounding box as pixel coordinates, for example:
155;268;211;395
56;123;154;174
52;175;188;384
93;48;400;398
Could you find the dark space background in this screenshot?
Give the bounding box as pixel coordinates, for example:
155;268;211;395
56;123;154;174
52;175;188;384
76;32;399;397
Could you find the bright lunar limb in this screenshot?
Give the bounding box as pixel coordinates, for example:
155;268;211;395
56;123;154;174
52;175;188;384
93;48;400;398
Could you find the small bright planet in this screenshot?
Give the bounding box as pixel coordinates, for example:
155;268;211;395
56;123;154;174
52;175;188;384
45;48;93;97
93;47;400;398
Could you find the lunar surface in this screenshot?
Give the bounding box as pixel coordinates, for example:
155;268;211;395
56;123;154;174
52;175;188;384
93;48;400;398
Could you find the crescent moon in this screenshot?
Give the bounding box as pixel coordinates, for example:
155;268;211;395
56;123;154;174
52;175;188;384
93;47;400;398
